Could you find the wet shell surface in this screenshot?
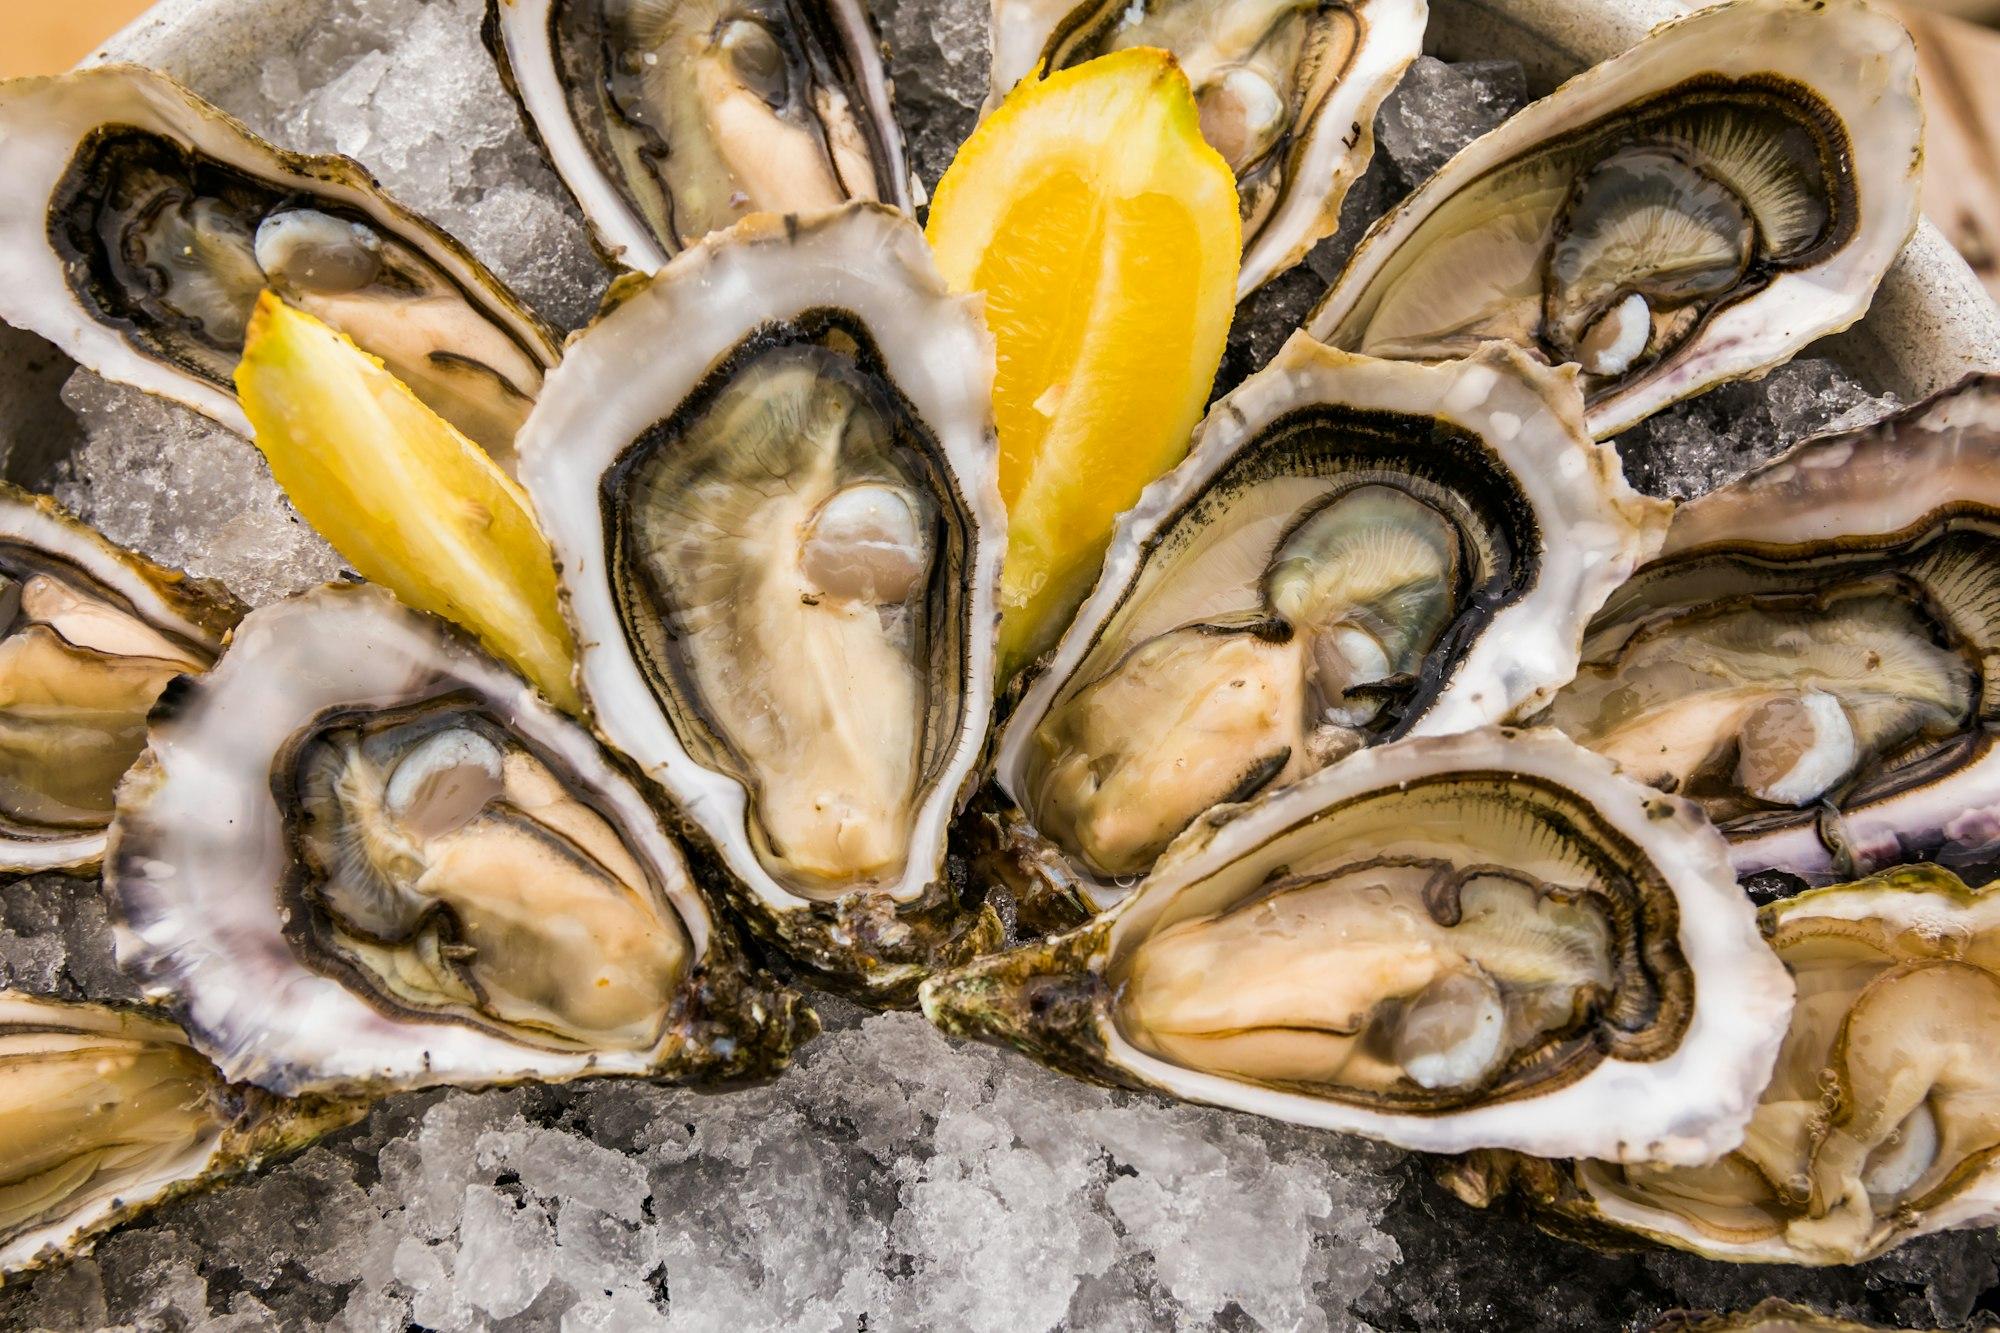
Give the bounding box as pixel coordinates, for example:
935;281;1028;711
1306;0;1923;438
516;203;1004;1002
0;64;559;467
989;337;1668;913
486;0;914;272
986;0;1428;296
107;583;814;1096
1543;374;2000;885
928;727;1794;1164
0;992;359;1281
0;484;241;874
1450;867;2000;1265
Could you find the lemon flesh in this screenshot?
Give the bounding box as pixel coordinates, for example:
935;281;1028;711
235;293;579;712
927;49;1240;673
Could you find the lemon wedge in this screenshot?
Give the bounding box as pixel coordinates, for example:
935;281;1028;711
235;293;580;712
927;48;1240;674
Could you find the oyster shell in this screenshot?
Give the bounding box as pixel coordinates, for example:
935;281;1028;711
1651;1303;1902;1333
107;583;813;1096
518;205;1003;1002
926;727;1794;1162
1448;866;2000;1264
988;337;1668;913
0;65;559;467
487;0;914;272
1542;374;2000;885
0;485;241;874
0;993;359;1280
1305;0;1923;438
986;0;1427;296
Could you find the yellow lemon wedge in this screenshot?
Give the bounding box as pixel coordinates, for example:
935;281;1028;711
235;292;580;712
927;48;1240;674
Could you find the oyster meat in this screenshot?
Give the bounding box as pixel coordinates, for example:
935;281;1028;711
518;205;1004;1002
989;337;1668;912
986;0;1427;296
108;583;812;1095
0;485;240;874
1542;374;2000;884
487;0;914;272
0;65;559;466
927;728;1794;1161
1305;0;1922;438
0;993;358;1280
1451;866;2000;1265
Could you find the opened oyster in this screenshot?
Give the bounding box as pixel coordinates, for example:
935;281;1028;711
518;205;1003;1002
487;0;914;272
1306;0;1922;438
1543;374;2000;884
1448;866;2000;1264
0;485;240;874
0;65;559;466
927;728;1793;1161
108;583;812;1096
1651;1302;1896;1333
988;338;1668;912
0;992;359;1280
986;0;1426;296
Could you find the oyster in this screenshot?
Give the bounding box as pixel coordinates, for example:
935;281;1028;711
1651;1302;1901;1333
926;728;1794;1161
487;0;914;272
1542;374;2000;885
986;0;1426;296
1305;0;1923;438
1448;866;2000;1265
0;993;359;1280
517;205;1003;1002
108;583;813;1096
0;485;240;874
0;65;559;466
988;338;1668;913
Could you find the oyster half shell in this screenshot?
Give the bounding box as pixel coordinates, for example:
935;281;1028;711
1305;0;1923;438
0;484;241;874
108;583;813;1096
0;65;559;468
0;993;360;1282
986;0;1427;296
927;727;1793;1163
988;337;1668;914
487;0;915;272
1450;866;2000;1265
517;204;1004;1002
1543;374;2000;884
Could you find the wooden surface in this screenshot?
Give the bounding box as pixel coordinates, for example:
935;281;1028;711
3;0;1997;301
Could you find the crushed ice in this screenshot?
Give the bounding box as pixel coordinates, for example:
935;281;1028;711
0;0;1991;1326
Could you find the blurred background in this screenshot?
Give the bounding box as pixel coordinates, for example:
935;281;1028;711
2;0;1995;301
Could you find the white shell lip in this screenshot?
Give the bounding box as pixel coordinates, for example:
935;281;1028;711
991;335;1670;912
1574;871;2000;1261
0;994;229;1278
1094;727;1795;1165
516;203;1005;922
0;485;238;875
106;582;723;1097
1305;0;1926;439
487;0;915;274
1611;375;2000;885
0;63;558;443
983;0;1429;298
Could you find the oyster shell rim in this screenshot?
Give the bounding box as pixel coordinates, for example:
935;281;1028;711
106;581;815;1096
0;481;243;874
1303;0;1925;439
0;62;562;444
930;726;1795;1164
989;335;1671;912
